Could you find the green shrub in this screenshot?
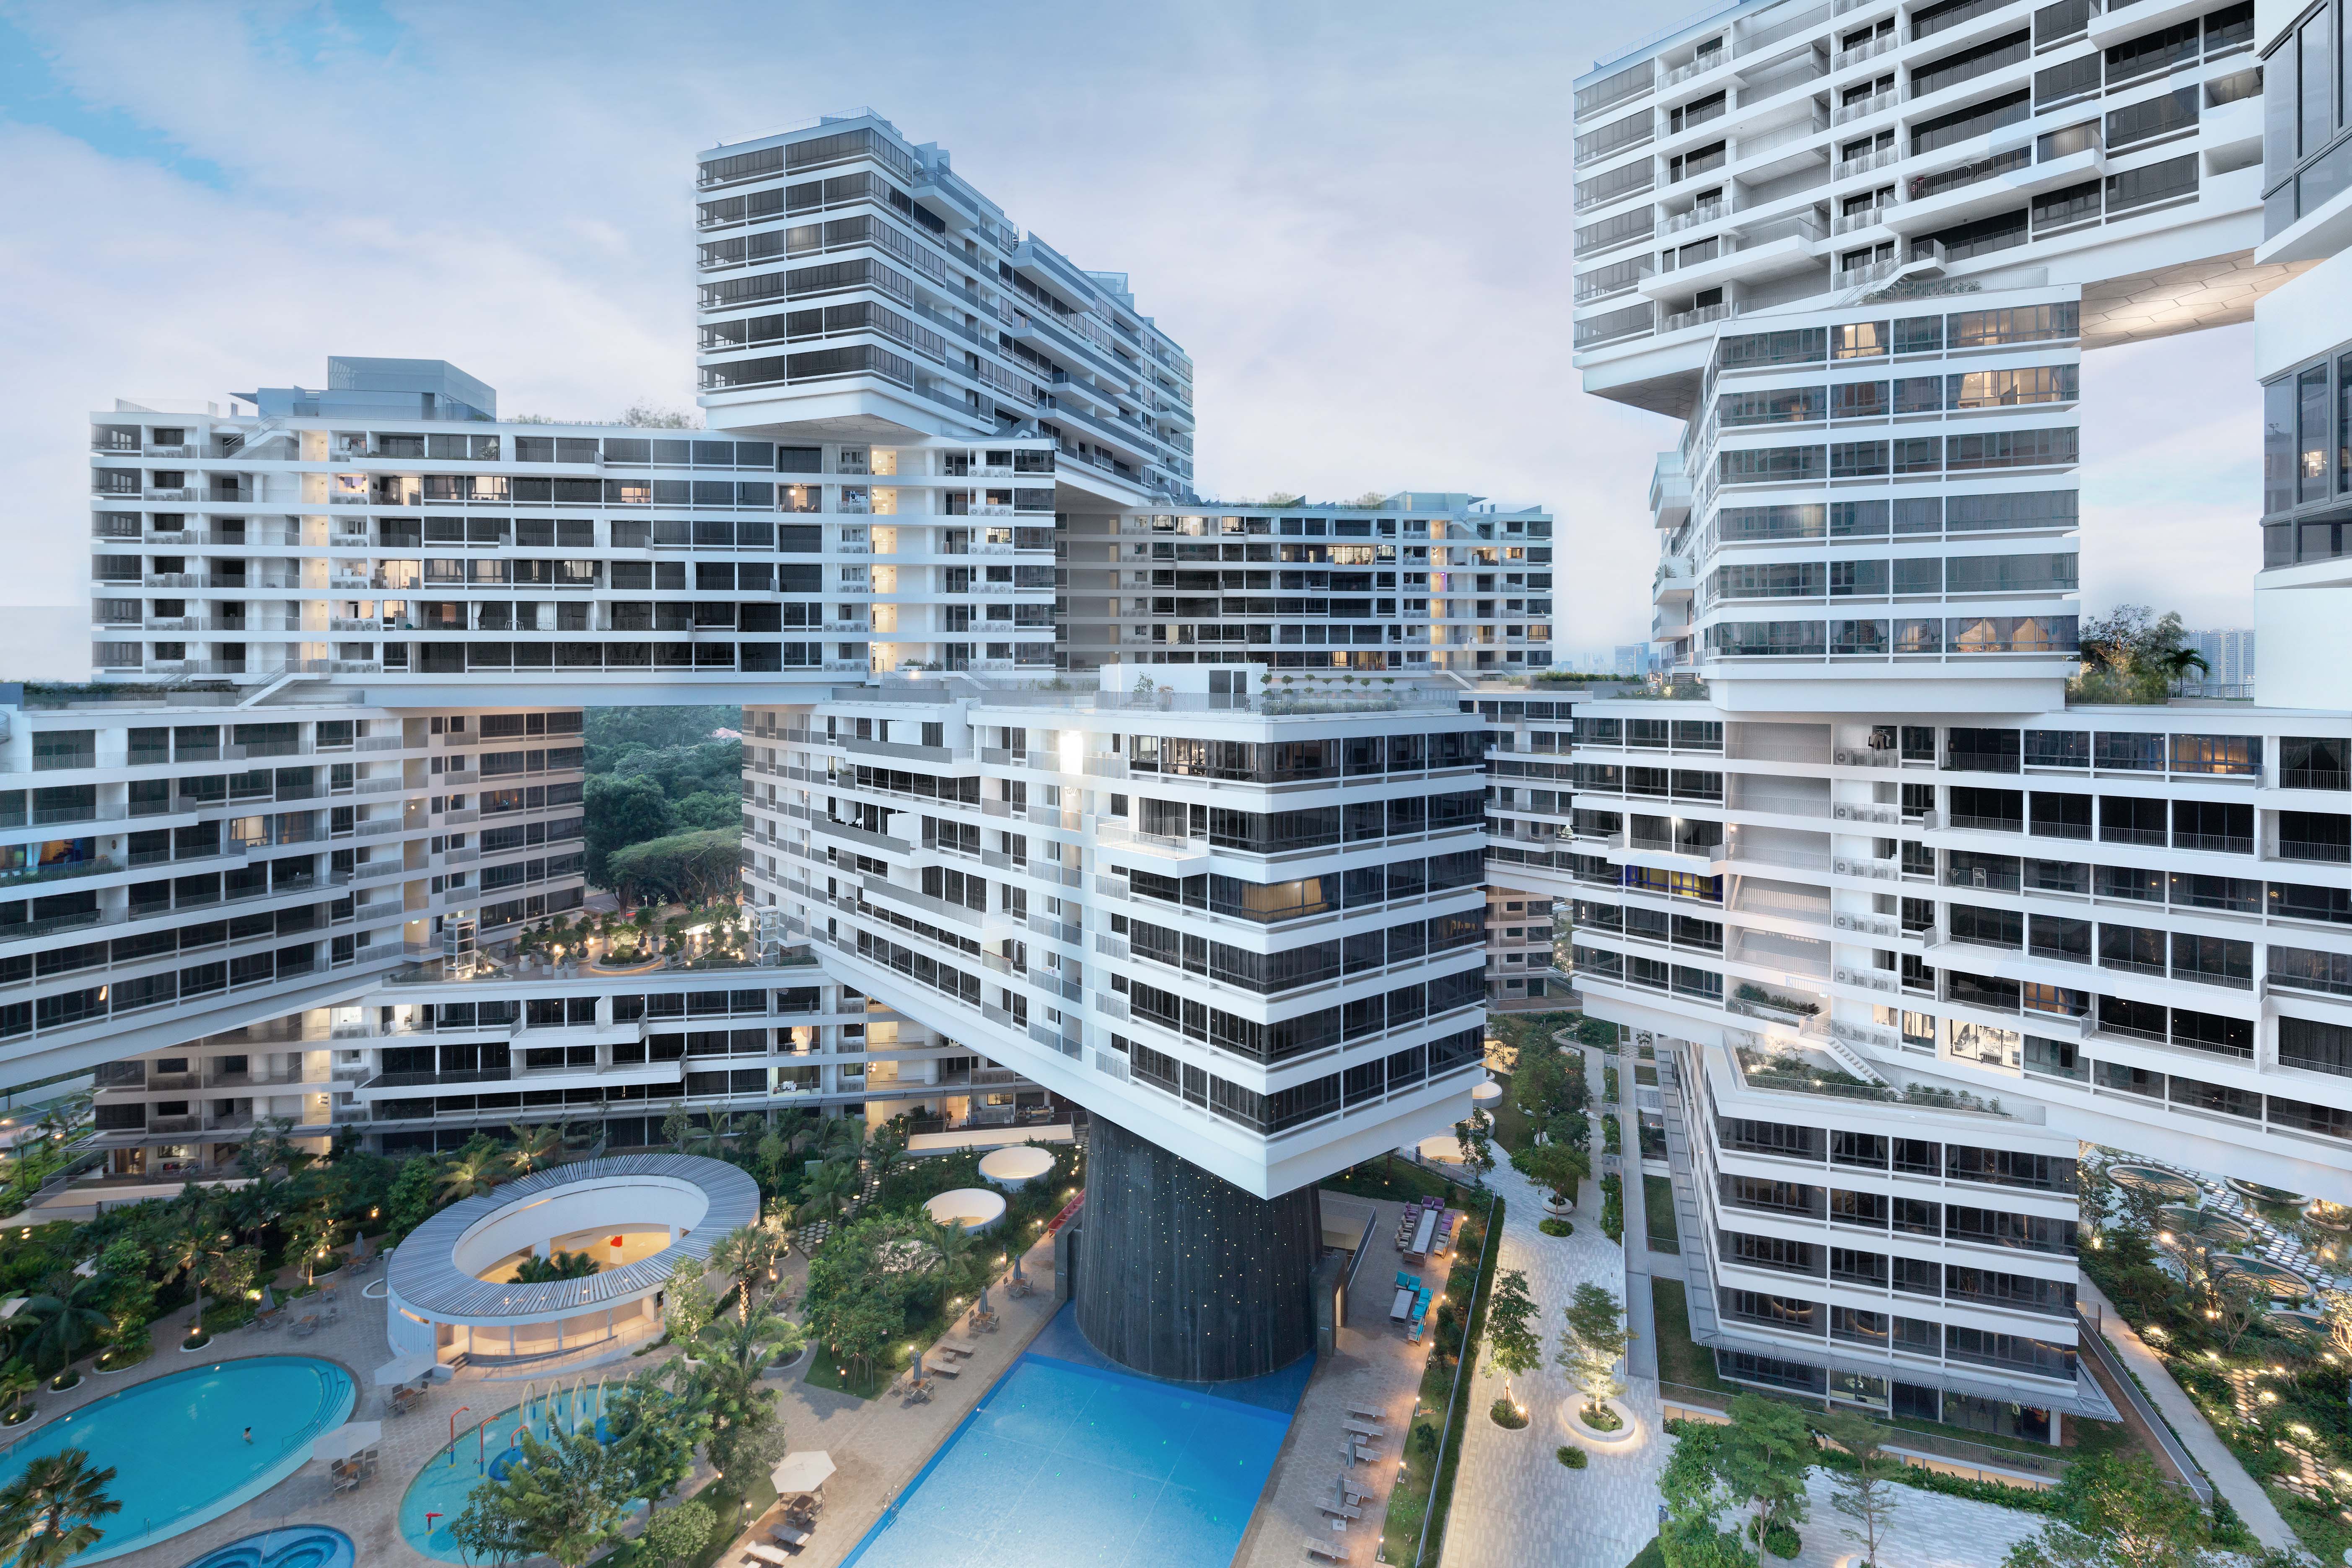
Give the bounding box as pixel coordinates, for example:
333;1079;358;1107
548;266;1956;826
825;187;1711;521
1557;1444;1588;1469
1490;1397;1529;1429
1540;1218;1575;1237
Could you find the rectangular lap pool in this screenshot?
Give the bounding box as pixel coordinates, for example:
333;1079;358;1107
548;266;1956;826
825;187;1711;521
844;1309;1304;1568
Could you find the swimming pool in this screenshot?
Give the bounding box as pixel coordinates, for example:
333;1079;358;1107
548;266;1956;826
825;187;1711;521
844;1319;1300;1568
397;1385;630;1562
175;1525;353;1568
0;1356;353;1564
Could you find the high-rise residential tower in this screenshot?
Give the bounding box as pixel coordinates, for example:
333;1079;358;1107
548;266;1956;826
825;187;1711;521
1563;0;2352;1443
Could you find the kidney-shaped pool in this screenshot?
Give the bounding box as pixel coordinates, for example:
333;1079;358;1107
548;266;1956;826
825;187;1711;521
0;1355;353;1564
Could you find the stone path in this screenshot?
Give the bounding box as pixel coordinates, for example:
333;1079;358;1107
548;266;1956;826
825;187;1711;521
2078;1279;2300;1554
1440;1159;1670;1568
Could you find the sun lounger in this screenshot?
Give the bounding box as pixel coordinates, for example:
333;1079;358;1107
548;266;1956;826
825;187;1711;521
1343;1422;1385;1438
1318;1503;1363;1521
1352;1443;1379;1461
770;1522;813;1549
939;1335;980;1356
1344;1404;1382;1421
744;1544;794;1565
929;1358;960;1377
1306;1545;1348;1564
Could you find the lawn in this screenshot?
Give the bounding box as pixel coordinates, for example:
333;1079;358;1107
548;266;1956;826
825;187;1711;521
601;1474;782;1567
1648;1278;1729;1395
1622;1538;1666;1568
1642;1174;1679;1253
1486;1077;1537;1154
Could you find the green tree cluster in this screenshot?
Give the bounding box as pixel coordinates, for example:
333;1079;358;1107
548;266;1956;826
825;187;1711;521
581;707;742;887
2069;606;2205;704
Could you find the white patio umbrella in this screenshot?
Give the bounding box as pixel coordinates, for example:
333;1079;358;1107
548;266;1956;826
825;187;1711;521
769;1451;836;1497
313;1420;383;1464
373;1351;439;1387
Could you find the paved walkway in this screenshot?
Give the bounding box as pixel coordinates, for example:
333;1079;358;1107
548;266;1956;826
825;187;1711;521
1236;1196;1442;1568
1778;1468;2044;1568
1440;1159;1670;1568
2079;1279;2300;1554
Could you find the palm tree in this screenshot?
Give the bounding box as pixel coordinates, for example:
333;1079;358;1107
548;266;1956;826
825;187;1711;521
0;1361;36;1425
286;1206;339;1286
801;1160;859;1227
925;1218;978;1302
771;1106;814;1156
689;1112;747;1160
709;1223;788;1314
697;1302;803;1382
436;1146;508;1203
2161;645;2212;695
0;1449;122;1568
22;1272;109;1379
867;1121;909;1183
819;1116;866;1165
155;1225;216;1345
505;1121;567;1174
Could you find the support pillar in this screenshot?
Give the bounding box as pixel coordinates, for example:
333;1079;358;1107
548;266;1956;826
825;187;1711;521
1073;1117;1320;1381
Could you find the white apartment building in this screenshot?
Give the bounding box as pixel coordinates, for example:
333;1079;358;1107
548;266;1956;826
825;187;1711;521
0;109;1523;1380
1565;0;2352;1441
65;364;989;1179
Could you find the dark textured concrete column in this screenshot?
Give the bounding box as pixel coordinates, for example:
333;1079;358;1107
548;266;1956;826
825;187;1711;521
1073;1117;1321;1381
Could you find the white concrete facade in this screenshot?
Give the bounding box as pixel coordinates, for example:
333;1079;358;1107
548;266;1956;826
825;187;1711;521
1569;0;2352;1440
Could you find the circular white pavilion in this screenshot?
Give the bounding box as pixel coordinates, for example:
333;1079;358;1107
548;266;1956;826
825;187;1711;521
922;1187;1007;1234
386;1153;760;1364
976;1145;1055;1191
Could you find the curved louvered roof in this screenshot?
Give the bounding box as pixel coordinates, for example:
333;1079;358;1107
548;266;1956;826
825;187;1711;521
388;1153;760;1323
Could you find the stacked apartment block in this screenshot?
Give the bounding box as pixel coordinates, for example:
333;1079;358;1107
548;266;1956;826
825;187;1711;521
3;109;1578;1375
1549;0;2352;1443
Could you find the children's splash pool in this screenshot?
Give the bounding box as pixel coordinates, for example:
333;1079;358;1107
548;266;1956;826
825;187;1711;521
0;1356;352;1564
396;1382;629;1562
175;1525;353;1568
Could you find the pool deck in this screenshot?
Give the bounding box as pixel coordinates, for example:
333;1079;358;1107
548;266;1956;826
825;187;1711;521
51;1191;1433;1568
65;1224;1068;1568
1233;1195;1437;1568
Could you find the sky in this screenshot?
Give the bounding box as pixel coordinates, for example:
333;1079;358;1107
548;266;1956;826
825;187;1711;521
0;0;2269;654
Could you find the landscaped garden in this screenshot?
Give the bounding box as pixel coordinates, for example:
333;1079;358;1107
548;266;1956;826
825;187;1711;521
2077;1150;2352;1562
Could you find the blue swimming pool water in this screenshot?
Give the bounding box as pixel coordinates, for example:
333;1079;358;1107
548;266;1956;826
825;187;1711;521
844;1308;1302;1568
174;1525;353;1568
0;1356;354;1565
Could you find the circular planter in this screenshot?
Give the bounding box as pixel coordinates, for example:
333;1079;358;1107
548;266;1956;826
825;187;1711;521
1567;1397;1638;1448
179;1335;214;1354
94;1348;150;1376
1544;1195;1574;1216
2;1406;34;1425
1488;1397;1530;1430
